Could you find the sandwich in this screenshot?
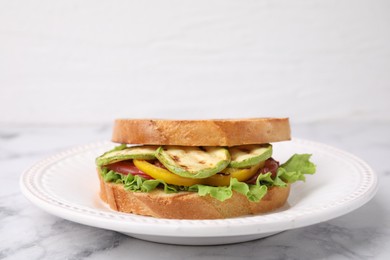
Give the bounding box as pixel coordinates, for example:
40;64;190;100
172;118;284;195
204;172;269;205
96;118;316;219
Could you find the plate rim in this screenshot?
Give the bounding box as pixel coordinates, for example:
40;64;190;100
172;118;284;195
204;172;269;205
19;138;378;238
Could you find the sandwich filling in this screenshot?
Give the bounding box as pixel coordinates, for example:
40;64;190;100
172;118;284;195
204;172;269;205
96;144;316;202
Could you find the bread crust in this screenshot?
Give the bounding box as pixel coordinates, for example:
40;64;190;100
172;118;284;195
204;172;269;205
112;118;291;146
98;173;290;219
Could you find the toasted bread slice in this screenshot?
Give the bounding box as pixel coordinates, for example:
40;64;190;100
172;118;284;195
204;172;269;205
112;118;290;146
98;173;290;219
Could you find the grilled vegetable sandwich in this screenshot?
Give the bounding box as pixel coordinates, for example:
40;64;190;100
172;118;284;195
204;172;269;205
96;118;316;219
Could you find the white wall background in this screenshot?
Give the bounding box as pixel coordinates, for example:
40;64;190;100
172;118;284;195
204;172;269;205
1;0;389;125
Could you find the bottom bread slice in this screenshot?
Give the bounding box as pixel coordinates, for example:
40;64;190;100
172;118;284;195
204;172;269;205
98;172;290;219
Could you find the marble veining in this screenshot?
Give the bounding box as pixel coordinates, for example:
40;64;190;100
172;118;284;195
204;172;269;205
1;122;389;260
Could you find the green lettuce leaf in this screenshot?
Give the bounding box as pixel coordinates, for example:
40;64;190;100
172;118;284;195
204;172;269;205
188;178;268;202
101;168;123;183
123;174;178;193
278;154;316;183
256;172;274;184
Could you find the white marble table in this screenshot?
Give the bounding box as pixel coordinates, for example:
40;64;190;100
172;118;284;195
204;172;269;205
1;121;389;259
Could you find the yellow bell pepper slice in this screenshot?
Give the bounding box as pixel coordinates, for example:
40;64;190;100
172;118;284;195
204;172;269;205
133;159;201;186
133;159;265;187
204;161;265;186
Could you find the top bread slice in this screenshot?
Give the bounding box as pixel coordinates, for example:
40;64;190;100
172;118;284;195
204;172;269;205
112;118;290;146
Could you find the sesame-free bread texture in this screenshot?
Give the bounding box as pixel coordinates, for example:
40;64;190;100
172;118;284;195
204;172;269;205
98;173;290;219
112;118;291;146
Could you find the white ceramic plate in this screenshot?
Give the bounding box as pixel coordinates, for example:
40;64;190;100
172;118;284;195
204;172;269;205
20;139;377;245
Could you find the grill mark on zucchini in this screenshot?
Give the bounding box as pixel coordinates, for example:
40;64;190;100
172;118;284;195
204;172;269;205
236;147;250;153
199;147;207;152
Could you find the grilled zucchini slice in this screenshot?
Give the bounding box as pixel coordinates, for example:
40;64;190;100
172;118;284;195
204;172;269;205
96;145;158;166
228;144;272;168
156;146;230;179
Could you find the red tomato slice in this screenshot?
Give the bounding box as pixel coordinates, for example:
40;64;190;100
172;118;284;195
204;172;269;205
106;161;154;180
